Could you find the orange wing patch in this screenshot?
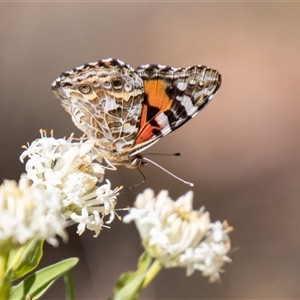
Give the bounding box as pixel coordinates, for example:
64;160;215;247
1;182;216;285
135;79;172;144
143;79;172;111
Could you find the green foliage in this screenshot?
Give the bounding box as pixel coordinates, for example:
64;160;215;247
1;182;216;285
111;252;152;300
8;240;44;282
9;257;78;300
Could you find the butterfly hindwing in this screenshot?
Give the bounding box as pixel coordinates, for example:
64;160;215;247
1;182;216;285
52;59;145;153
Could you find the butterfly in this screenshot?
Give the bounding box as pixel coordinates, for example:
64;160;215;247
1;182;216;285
51;58;221;175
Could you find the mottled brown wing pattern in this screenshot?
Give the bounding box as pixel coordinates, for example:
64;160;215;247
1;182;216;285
52;59;145;161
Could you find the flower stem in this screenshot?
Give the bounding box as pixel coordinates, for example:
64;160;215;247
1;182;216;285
64;271;75;300
142;259;162;288
0;252;8;281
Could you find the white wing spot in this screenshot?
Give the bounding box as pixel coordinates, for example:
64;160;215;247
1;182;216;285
140;64;150;68
117;59;125;65
157;64;166;69
177;81;187;91
189;79;196;86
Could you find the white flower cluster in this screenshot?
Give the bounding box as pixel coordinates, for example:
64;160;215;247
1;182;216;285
123;189;232;282
0;174;67;250
20;130;120;237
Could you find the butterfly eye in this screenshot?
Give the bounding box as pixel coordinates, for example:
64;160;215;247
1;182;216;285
112;79;122;89
79;84;91;94
130;156;143;168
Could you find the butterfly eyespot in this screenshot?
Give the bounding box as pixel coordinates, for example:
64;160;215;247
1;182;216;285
112;79;122;89
103;81;111;88
92;80;100;87
124;83;132;92
79;84;91;94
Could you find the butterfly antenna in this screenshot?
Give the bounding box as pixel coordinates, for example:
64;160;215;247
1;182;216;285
143;157;194;187
120;168;146;194
144;152;181;156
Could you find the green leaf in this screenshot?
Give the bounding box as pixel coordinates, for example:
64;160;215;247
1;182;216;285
30;279;56;300
9;257;78;300
9;240;44;281
111;252;152;300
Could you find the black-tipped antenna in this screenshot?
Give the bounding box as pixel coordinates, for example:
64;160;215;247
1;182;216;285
120;168;146;194
143;157;194;187
144;152;181;156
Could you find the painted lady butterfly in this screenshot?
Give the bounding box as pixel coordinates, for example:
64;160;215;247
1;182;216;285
52;58;221;171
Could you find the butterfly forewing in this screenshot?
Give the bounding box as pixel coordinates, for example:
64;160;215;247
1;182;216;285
133;64;221;148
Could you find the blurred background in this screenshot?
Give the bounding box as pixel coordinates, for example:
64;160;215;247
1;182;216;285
1;2;300;299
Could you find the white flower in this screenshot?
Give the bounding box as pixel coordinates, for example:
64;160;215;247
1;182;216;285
20;130;120;237
0;174;67;250
123;189;232;282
